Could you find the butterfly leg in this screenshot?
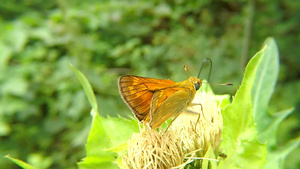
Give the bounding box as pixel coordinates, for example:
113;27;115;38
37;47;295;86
186;102;204;122
187;103;204;113
185;103;204;138
183;110;201;138
162;106;202;137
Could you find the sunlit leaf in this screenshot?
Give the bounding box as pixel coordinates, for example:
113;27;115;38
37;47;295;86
219;43;267;169
77;110;118;169
252;37;280;145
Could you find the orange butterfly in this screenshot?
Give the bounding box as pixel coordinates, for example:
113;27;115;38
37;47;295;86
118;67;204;130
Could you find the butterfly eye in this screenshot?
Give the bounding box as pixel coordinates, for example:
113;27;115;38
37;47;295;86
194;81;200;90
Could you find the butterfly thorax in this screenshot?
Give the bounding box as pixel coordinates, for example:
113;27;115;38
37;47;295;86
172;77;202;91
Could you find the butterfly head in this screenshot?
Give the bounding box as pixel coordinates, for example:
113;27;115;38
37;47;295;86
189;76;202;91
184;65;202;91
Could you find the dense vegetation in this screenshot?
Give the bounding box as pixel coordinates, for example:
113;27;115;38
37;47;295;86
0;0;299;168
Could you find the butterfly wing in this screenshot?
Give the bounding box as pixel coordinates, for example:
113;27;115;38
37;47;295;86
149;88;194;129
149;87;181;117
118;75;176;122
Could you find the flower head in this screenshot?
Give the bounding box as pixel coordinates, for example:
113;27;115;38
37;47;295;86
170;90;223;156
122;90;223;168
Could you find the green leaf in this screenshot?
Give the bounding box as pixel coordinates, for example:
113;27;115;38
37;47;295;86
263;137;300;169
202;144;217;169
252;37;281;145
101;117;139;146
215;94;231;109
250;38;298;169
78;110;139;169
105;142;128;153
71;64;140;168
78;110;118;169
70;64;98;112
5;155;35;169
258;108;293;147
0;43;12;72
219;43;267;169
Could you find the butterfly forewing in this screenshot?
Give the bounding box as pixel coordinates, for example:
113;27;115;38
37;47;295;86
118;75;176;122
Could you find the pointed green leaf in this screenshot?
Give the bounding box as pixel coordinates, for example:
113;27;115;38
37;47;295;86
219;44;267;169
70;64;98;112
78;110;118;169
71;65;140;168
252;37;281;145
78;111;139;168
250;38;298;169
5;155;35;169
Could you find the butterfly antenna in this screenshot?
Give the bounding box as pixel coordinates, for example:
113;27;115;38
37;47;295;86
184;65;191;77
197;58;212;83
209;82;233;86
197;58;233;86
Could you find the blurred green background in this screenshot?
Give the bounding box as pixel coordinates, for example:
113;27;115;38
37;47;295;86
0;0;299;168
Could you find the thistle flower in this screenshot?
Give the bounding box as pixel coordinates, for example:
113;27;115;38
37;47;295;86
171;90;223;156
122;90;223;168
123;129;185;169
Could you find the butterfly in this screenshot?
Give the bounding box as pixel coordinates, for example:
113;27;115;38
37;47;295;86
118;58;232;129
118;72;202;129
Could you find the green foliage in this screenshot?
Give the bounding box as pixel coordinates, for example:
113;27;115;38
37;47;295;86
5;38;299;169
78;38;295;168
71;65;139;169
203;145;217;169
219;39;268;169
251;38;300;169
264;137;300;169
0;0;299;168
252;38;281;145
70;64;98;112
5;155;35;169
